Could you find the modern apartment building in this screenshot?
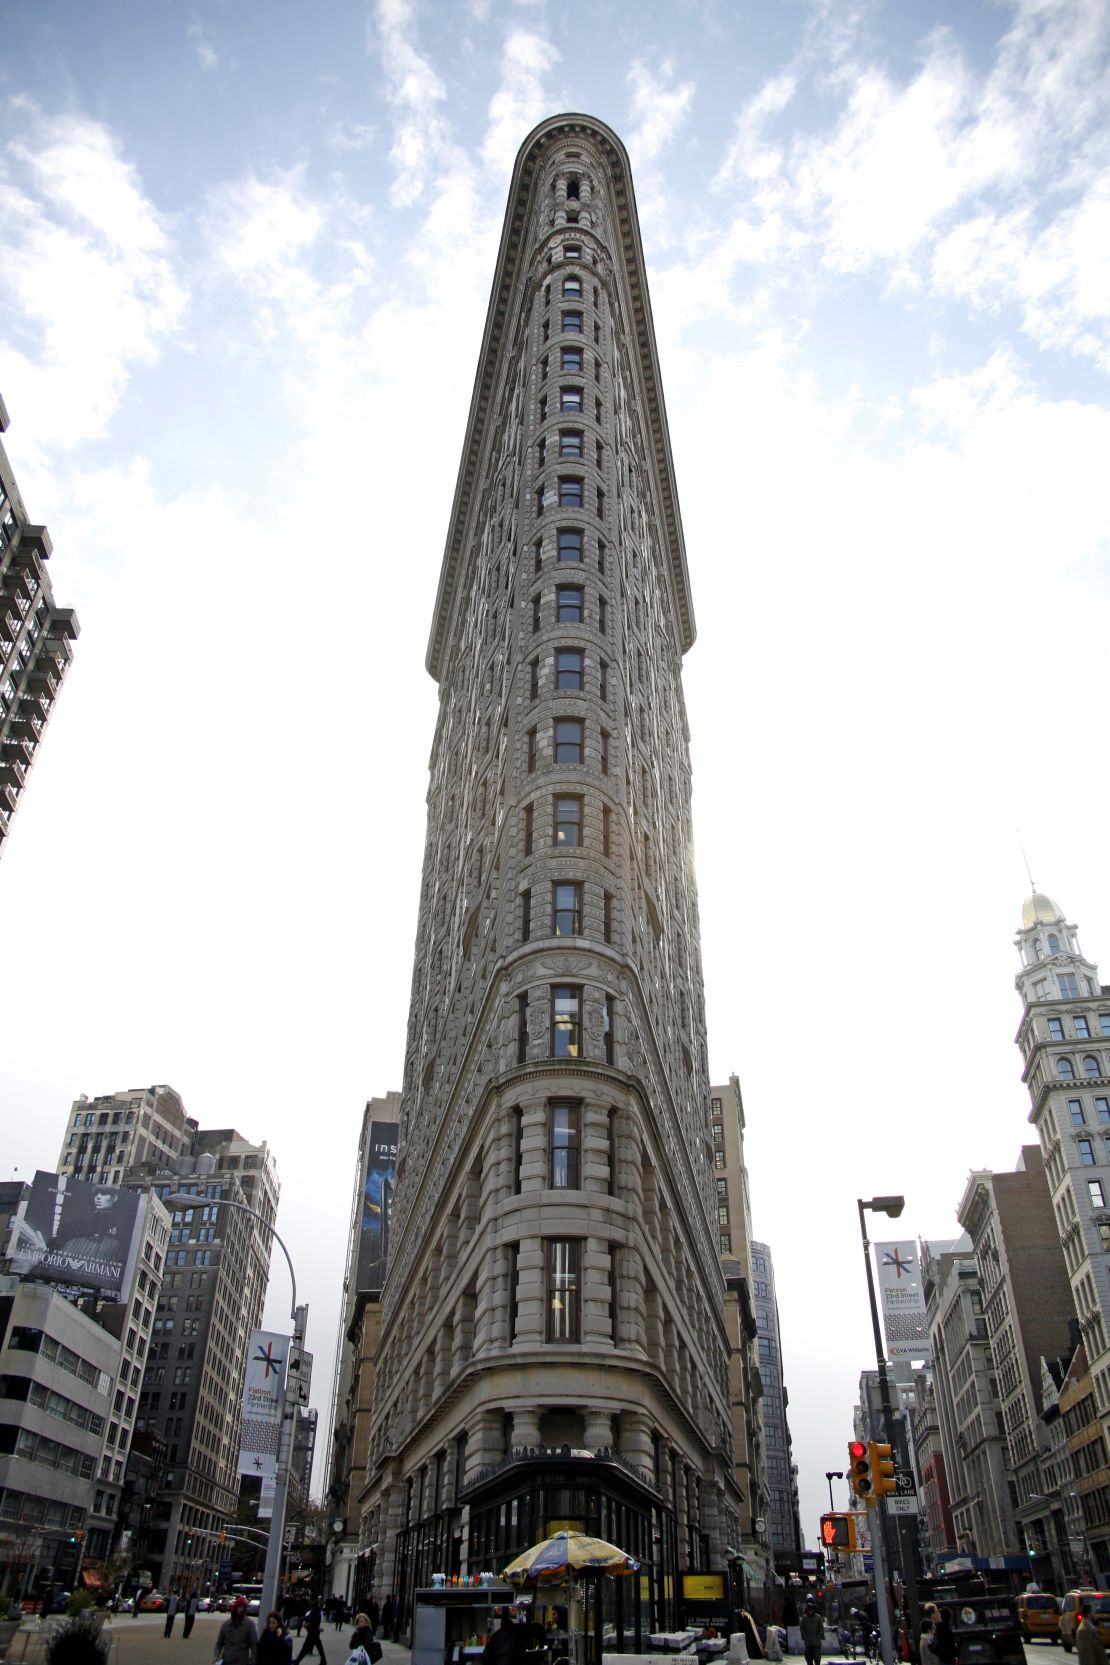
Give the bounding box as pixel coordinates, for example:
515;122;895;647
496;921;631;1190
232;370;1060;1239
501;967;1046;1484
55;1086;278;1589
956;1146;1078;1586
0;393;79;856
711;1078;772;1588
360;115;743;1637
1015;891;1110;1575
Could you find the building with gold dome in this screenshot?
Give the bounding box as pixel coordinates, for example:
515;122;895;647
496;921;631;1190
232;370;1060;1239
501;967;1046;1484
1015;892;1110;1577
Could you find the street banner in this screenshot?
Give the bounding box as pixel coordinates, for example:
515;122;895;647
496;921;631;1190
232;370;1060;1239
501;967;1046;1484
355;1120;398;1294
258;1475;276;1520
237;1329;288;1481
9;1171;142;1301
874;1240;931;1360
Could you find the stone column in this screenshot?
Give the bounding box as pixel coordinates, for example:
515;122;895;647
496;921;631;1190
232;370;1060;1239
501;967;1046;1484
618;1409;654;1478
583;1408;613;1452
511;1406;542;1450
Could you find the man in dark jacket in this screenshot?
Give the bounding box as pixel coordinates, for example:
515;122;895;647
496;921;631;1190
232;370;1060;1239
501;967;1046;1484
294;1599;327;1664
482;1612;523;1665
214;1598;260;1665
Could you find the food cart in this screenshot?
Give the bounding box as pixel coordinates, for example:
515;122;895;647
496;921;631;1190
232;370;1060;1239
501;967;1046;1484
412;1582;524;1665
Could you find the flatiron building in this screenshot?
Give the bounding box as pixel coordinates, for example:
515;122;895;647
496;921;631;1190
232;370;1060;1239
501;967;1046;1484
362;115;742;1638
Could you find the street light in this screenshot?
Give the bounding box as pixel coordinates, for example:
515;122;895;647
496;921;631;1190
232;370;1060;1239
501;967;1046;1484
164;1191;306;1622
825;1471;845;1512
857;1194;918;1665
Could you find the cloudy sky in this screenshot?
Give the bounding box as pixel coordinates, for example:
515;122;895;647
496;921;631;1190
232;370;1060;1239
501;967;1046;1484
3;0;1109;1552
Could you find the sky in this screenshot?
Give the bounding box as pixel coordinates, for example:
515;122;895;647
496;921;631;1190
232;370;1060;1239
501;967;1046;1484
2;0;1110;1562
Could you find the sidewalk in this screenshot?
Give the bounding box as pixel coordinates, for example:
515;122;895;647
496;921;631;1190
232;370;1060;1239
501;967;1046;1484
3;1613;414;1665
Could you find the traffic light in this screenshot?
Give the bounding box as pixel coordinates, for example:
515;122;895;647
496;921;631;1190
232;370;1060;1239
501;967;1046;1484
848;1439;874;1503
820;1513;858;1553
871;1441;896;1496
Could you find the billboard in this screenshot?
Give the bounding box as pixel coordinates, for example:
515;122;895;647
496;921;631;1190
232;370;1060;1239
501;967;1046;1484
9;1171;142;1301
874;1240;931;1360
238;1329;288;1482
355;1120;398;1295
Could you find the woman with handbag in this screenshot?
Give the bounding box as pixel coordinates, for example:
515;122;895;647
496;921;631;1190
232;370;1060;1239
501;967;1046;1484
347;1613;383;1665
260;1612;294;1665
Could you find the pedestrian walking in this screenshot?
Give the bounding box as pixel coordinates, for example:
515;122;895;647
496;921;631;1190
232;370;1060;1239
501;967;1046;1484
931;1608;957;1665
259;1612;294;1665
165;1591;180;1638
482;1612;523;1665
380;1597;393;1641
1078;1606;1108;1665
367;1599;379;1636
294;1598;328;1665
800;1598;824;1665
214;1597;260;1665
183;1592;200;1639
133;1587;144;1619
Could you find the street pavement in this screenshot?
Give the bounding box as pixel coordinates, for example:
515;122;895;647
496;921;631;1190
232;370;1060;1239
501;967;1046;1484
3;1612;415;1665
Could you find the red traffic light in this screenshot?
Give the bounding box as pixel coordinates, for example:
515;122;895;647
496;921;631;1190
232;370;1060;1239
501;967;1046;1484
849;1440;867;1460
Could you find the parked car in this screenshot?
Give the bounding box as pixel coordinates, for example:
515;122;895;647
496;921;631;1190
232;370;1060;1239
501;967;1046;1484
197;1597;214;1612
139;1590;168;1612
117;1597;134;1613
1017;1594;1061;1644
1059;1592;1110;1652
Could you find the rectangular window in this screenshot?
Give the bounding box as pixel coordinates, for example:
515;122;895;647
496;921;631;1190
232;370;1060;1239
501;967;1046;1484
597;487;605;517
604;994;615;1065
1079;1139;1096;1166
526;727;537;773
549;1101;580;1187
1071;1099;1087;1125
517;995;528;1065
563;243;580;259
521;889;532;942
1091;1180;1106;1208
551;985;582;1057
600;728;610;775
539;394;548;421
541;354;549;381
720;1234;732;1254
595;397;602;423
603;806;612;857
562;311;583;334
554;718;583;764
598;595;607;634
1060;973;1081;998
556;649;583;690
1076;1016;1092;1038
529;658;539;701
561;386;583;413
603;891;613;944
546;1240;580;1342
610;1244;619;1342
536;485;545;516
598;538;606;575
537;437;546;468
554;795;583;847
558;477;583;508
563;275;581;297
553;881;582;937
557;585;583;622
599;658;608;702
1096;1098;1110;1124
558;527;583;563
1049;1018;1065;1040
561;346;583;373
532;594;541;633
560;430;583;458
1101;1015;1110;1037
524;802;534;856
534;538;543;573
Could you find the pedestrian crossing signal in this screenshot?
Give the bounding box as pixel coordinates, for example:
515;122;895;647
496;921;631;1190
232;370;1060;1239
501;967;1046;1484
820;1513;858;1552
848;1439;874;1503
871;1441;896;1496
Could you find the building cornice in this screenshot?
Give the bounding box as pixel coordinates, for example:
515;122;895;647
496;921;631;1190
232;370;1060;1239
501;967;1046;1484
425;112;694;682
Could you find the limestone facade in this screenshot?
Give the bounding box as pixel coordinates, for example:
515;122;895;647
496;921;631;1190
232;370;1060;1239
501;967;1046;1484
360;115;742;1626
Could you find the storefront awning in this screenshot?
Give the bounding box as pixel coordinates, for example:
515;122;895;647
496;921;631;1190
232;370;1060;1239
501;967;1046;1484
80;1571;103;1588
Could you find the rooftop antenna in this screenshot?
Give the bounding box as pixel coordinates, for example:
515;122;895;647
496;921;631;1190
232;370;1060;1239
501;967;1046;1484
1017;829;1036;895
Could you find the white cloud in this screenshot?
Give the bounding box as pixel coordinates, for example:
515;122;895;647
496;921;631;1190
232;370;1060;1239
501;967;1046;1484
187;16;219;71
374;0;459;208
482;28;557;178
0;107;185;450
329;122;377;154
626;58;695;164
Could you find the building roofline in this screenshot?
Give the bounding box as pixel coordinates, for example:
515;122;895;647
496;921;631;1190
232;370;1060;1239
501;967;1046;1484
425;112;695;682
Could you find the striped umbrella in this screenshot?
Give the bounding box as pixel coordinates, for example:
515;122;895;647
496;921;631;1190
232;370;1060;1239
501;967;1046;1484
503;1530;639;1585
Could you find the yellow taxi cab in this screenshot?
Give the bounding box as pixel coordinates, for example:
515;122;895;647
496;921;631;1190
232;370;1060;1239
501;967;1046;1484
1016;1593;1060;1643
1059;1591;1110;1652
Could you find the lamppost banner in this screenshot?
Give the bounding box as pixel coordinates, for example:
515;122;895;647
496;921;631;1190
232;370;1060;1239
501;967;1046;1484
238;1329;288;1480
873;1240;931;1360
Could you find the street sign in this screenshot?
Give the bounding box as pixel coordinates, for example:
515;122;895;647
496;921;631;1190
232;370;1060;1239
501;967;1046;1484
887;1497;919;1516
887;1470;918;1513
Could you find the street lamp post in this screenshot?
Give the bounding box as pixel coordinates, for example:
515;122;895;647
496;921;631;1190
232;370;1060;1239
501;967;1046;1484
825;1471;845;1513
165;1191;307;1623
857;1194;922;1665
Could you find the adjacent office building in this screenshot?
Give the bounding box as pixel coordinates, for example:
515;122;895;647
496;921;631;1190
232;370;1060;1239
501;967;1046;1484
360;116;743;1636
0;393;80;855
749;1242;800;1560
56;1086;278;1589
1015;891;1110;1574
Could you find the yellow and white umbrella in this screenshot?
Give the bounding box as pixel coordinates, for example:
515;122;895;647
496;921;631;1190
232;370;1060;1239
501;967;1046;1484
503;1530;639;1585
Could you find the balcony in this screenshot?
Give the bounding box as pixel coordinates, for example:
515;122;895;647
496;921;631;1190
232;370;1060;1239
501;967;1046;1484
48;607;80;642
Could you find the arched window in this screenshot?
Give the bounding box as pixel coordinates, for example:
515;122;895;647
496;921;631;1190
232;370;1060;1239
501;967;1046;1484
1048;933;1061;953
1084;1056;1101;1079
1057;1057;1076;1081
